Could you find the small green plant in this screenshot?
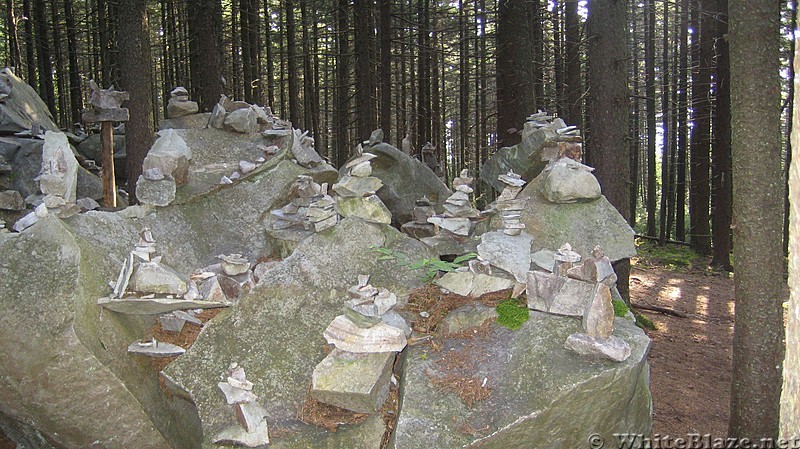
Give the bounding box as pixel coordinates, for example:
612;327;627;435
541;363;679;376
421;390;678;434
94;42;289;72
633;310;657;330
370;246;477;281
612;299;630;318
495;299;530;330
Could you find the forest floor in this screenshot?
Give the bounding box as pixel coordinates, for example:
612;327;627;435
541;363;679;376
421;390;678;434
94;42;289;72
0;242;750;448
631;241;737;438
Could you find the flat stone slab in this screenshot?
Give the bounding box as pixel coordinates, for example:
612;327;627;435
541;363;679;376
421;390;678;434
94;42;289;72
213;418;270;448
526;270;595;316
97;296;229;314
565;333;632;362
476;230;534;282
127;340;185;357
311;349;395;413
434;271;514;298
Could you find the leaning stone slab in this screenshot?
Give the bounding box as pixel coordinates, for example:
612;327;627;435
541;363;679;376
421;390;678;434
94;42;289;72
477;230;534;283
129;261;188;296
38;131;78;203
526;270;595;317
97;296;228;314
311;348;395;413
323;315;407;353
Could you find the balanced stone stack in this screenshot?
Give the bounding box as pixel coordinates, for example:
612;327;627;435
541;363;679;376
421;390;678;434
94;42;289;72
207;94;273;134
166;87;199;119
290;128;324;168
312;275;409;413
525;243;631;362
400;196;436;238
269;175;327;231
426;170;480;237
305;187;338;232
137;129;193;206
495;170;527;236
333;151;392;225
30;131;79;216
214;363;270;447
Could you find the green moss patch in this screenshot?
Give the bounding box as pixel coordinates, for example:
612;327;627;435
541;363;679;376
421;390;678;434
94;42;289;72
495;299;529;330
612;299;630;317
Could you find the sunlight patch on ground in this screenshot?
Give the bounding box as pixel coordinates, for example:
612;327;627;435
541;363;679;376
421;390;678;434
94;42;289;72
694;294;710;316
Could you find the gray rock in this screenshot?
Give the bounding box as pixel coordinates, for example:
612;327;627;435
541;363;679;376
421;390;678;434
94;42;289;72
97;295;228;315
218;382;259;405
159;313;187;333
381;310;411;337
323;315;407;353
427;215;472;236
129;261;188;296
393;312;651;448
565;333;632;362
583;283;614;339
158;112;212;131
213;418;270;448
336;195;392;224
0;189;24;210
436;303;498;335
541;158;602;203
142;129;192;185
37;131;78;203
531;249;556;272
480;120;553;192
127;339;186;357
477;230;534;283
224;108;258;133
163;217;435;447
526;270;595;316
311;349;395;413
0;216;181;448
434;271;514;298
514;174;636;262
208;104;226;129
135;175;176;207
167;98;199;118
341;143;452;225
0;68;58;134
291;129;324;167
333;175;384;198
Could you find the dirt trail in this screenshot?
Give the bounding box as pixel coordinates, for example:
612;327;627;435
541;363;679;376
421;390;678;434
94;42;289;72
631;263;735;437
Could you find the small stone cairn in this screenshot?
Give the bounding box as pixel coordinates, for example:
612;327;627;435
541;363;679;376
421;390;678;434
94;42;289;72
137;129;193;207
400;195;436;238
269;175;338;232
166;87;199;118
526;244;630;362
426;169;480;237
311;275;409;413
214;363;270;447
495;170;528;236
333;139;392;225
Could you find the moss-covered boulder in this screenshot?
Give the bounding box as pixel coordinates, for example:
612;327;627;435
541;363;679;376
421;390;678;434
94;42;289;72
392;311;651;448
163;217;436;448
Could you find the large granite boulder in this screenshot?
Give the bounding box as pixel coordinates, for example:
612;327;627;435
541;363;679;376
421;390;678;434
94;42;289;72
393;311;651;448
511;174;636;262
342;142;452;226
0;217;197;449
163;217;436;448
0;68;59;134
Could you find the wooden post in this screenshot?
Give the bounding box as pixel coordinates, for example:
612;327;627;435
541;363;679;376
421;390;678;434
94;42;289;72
100;121;116;208
83;80;129;209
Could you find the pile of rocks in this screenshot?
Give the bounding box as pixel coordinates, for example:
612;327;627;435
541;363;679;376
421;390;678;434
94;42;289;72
526;244;630;362
311;275;409;413
289;128;324;168
400;196;436;238
166;87;199;119
136;129;193;206
214;363;270;447
269;175;337;233
208;94;274;134
425;169;480;239
495;171;527;235
333;148;391;225
540;154;601;204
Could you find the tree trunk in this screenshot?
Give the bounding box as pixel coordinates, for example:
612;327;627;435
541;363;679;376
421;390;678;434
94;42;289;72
676;0;689;241
379;0;391;141
334;0;351;166
564;0;581;128
188;0;222;111
553;0;565;119
22;0;34;86
689;0;713;255
728;0;784;439
285;0;300;125
658;0;670;245
644;0;657;238
495;0;535;149
32;0;55;117
64;0;82;125
586;0;630;301
6;0;21;71
785;0;798;259
782;5;800;436
629;1;639;230
531;0;544;110
50;0;67;128
354;0;376;142
711;0;733;270
117;0;154;203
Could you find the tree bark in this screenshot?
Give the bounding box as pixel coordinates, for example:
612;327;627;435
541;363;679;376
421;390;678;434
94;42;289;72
117;0;154;203
6;0;21;72
676;0;689;241
22;0;34;86
379;0;392;141
711;0;733;271
64;0;82;126
286;0;300;126
188;0;223;111
354;0;377;142
658;0;670;245
495;0;535;149
782;6;800;436
334;0;351;166
32;0;55;117
728;0;784;439
586;0;631;301
644;0;657;238
564;0;581;128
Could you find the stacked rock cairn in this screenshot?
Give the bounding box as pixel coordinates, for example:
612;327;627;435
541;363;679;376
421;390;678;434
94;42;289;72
269;175;333;231
332;147;391;225
427;169;480;237
166;86;199;118
311;275;409;413
495;170;527;236
214;363;270;447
